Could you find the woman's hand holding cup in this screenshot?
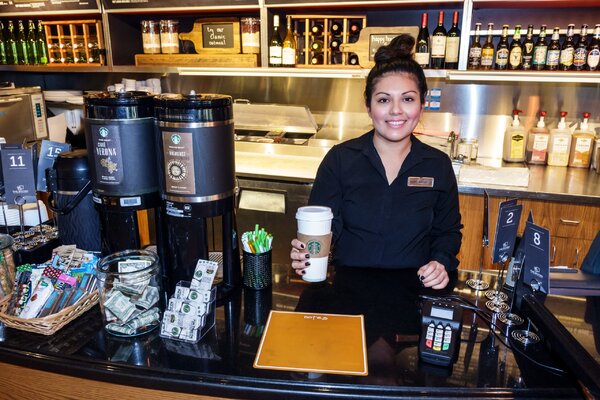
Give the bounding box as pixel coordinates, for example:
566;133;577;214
290;239;310;277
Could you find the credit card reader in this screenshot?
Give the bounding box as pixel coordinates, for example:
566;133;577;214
418;300;463;366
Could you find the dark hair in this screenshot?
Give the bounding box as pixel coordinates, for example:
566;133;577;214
364;34;427;106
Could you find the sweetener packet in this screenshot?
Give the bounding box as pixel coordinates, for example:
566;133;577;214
190;259;217;291
174;284;212;304
19;276;55;319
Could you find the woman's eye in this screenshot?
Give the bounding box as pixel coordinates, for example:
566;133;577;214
403;97;415;102
377;98;389;103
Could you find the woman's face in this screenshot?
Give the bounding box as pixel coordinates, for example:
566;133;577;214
367;73;423;145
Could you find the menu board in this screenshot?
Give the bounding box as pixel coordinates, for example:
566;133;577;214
103;0;257;10
0;0;100;15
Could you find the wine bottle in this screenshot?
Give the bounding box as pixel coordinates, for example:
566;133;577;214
349;21;361;36
559;24;575;71
35;20;48;65
573;24;589;71
430;11;447;69
545;26;560;70
0;21;7;65
330;21;342;36
311;40;323;52
495;25;509;70
310;53;324;65
467;22;482;70
330;36;342;51
26;20;38;65
532;25;548;71
508;25;522;70
521;24;535;70
311;23;323;37
348;53;359;65
269;15;283;67
282;16;296;67
480;22;494;70
16;20;29;65
444;11;460;69
587;24;600;71
415;13;430;68
6;21;18;65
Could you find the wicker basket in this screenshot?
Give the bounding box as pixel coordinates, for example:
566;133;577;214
0;290;98;335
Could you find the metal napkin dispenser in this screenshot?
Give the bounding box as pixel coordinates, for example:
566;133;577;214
233;101;318;145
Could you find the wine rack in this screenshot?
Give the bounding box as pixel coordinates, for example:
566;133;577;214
288;14;367;67
42;20;105;66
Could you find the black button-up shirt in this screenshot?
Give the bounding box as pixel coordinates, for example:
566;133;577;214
309;131;462;271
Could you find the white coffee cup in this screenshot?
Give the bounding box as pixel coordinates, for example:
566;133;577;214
296;206;333;282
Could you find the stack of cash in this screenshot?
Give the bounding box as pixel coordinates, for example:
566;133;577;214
160;259;217;342
102;258;161;336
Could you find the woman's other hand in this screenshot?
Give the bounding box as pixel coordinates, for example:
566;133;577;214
290;239;310;276
417;261;449;289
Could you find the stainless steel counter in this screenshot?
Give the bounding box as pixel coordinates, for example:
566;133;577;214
234;141;600;205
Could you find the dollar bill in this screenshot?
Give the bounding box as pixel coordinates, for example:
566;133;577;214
132;285;159;310
106;322;136;336
103;290;136;323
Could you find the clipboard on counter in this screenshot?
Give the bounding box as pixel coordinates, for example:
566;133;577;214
253;310;368;376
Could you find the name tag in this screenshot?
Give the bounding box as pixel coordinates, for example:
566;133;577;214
407;177;434;187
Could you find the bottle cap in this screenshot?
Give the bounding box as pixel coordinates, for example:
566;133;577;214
581;112;590;130
537;111;546;128
558;111;568;129
512;109;522;127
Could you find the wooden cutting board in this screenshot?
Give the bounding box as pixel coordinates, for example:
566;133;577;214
339;26;419;68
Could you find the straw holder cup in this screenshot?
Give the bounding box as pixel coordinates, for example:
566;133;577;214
242;250;272;290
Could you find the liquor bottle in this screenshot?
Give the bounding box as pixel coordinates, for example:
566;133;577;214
0;21;7;65
532;25;548;70
559;24;575;71
508;25;522;70
16;20;30;64
35;20;48;65
495;25;509;70
430;11;447;69
310;23;323;37
444;11;460;69
586;24;600;71
415;13;430;68
330;21;342;36
521;24;535;70
268;15;283;67
6;21;18;65
545;26;561;70
467;22;482;70
282;16;296;67
573;24;589;71
480;22;494;70
26;20;38;65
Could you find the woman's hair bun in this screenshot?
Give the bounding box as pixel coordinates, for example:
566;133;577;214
373;34;415;64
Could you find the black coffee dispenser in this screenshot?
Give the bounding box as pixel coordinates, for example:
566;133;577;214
46;149;102;252
154;92;241;295
83;91;161;254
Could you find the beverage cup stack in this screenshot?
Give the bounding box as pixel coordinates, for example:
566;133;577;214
296;206;333;282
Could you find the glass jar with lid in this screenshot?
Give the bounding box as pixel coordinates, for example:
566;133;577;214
160;19;180;54
240;17;260;54
141;20;161;54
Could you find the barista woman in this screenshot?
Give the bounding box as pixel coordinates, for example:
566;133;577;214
290;34;462;293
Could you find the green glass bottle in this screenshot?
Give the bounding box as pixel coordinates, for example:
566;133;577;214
0;21;7;65
16;20;29;64
26;20;38;65
6;21;18;65
35;20;48;65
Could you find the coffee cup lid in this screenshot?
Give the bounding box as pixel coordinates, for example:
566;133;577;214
296;206;333;221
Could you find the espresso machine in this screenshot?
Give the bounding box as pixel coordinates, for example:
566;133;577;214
154;91;241;296
83;91;161;254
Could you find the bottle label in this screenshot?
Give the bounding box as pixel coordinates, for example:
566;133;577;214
574;137;593;153
531;134;549;162
481;48;494;66
510;134;525;159
269;45;282;65
431;36;446;57
546;49;560;66
559;48;574;66
445;37;459;62
573;48;587;67
524;42;534;54
414;52;430;65
509;47;522;67
282;47;296;65
496;48;509;65
468;47;482;67
533;46;547;65
588;49;600;69
551;136;570;154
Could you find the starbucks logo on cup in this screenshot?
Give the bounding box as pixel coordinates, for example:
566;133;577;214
307;240;321;255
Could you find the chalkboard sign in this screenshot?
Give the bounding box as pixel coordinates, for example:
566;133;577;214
0;0;100;16
202;24;234;49
179;18;241;54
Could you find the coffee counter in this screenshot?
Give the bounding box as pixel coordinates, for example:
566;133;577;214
234;141;600;205
0;266;598;399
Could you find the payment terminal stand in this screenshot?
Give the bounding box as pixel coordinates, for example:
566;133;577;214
418;299;464;367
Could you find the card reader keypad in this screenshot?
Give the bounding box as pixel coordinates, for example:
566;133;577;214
425;322;452;351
